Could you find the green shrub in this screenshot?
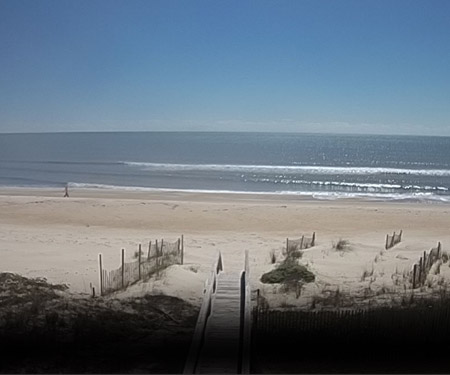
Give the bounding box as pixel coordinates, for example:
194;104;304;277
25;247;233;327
261;259;315;284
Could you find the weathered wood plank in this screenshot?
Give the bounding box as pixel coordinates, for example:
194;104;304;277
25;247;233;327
195;271;242;374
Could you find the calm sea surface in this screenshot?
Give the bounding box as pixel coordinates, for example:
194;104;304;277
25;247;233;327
0;132;449;202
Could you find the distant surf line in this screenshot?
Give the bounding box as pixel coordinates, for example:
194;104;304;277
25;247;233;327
122;161;450;177
65;182;450;203
249;178;448;192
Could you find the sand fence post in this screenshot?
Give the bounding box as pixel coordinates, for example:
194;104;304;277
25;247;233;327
138;244;142;280
98;253;103;296
181;234;184;265
385;234;389;250
90;282;95;298
161;239;164;266
312;232;316;246
217;251;223;272
412;264;417;289
300;235;304;250
148;240;151;260
399;230;403;242
286;238;289;254
418;257;423;286
121;248;125;289
155;240;160;276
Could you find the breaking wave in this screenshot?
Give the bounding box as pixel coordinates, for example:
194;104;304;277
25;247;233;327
121;161;450;177
67;182;450;203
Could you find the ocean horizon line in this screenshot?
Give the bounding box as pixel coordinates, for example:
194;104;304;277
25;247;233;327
1;130;450;138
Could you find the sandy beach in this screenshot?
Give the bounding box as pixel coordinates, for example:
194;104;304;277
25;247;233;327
1;187;449;310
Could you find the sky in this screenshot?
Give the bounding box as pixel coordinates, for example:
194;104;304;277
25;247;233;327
0;0;449;136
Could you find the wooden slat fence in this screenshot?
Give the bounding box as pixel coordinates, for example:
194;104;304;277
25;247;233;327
411;242;446;289
286;232;316;254
253;304;450;343
99;235;184;296
385;230;402;249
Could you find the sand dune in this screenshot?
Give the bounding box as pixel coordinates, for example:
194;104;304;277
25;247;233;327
1;188;449;308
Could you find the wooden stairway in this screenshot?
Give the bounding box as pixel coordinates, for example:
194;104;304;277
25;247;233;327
195;272;242;373
183;251;251;374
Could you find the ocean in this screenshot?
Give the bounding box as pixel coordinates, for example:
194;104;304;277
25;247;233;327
0;132;449;202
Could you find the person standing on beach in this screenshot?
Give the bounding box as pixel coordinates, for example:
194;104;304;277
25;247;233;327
64;184;69;198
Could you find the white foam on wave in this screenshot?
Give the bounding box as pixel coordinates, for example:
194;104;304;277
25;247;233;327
251;178;449;192
67;182;450;203
121;161;450;177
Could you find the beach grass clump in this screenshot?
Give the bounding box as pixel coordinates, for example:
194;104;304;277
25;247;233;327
361;264;375;281
333;239;351;252
310;287;350;309
287;249;303;260
260;258;315;285
269;250;277;264
433;260;442;275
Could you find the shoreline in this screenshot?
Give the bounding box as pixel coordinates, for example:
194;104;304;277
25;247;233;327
0;186;449;205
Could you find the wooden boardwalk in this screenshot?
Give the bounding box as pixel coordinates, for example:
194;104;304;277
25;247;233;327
195;271;242;373
183;251;251;374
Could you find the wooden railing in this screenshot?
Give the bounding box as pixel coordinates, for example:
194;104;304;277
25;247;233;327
240;250;252;374
183;251;223;374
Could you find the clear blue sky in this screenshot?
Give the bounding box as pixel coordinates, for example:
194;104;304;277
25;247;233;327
1;0;449;135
